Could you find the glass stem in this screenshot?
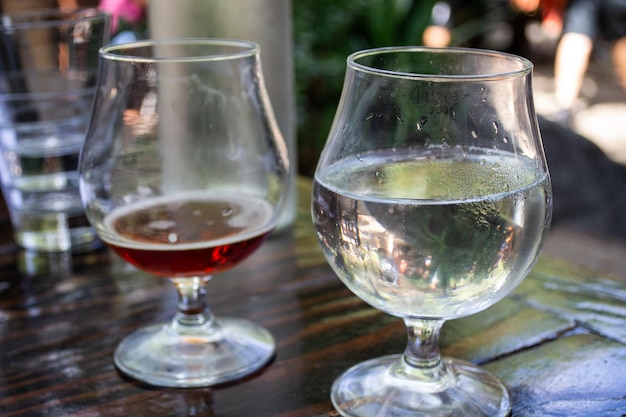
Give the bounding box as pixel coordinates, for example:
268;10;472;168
399;318;446;382
169;276;218;332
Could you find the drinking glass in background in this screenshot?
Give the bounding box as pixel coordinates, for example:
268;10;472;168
0;8;110;252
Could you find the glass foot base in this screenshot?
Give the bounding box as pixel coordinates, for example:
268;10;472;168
114;318;275;388
331;354;511;417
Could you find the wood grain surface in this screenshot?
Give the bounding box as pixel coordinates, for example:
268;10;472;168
0;178;625;416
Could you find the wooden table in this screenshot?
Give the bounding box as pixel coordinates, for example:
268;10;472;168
1;178;625;416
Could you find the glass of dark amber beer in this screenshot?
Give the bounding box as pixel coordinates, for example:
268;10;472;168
79;39;290;387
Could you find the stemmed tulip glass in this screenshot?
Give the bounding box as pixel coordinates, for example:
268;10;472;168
79;39;289;387
312;47;552;416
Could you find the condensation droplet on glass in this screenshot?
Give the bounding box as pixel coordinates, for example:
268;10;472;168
221;207;233;216
168;233;178;243
471;130;478;139
492;121;499;134
396;115;404;124
503;137;509;144
366;113;373;120
416;115;428;131
376;112;383;118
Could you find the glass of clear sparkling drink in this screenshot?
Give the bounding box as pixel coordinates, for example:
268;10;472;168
312;46;552;417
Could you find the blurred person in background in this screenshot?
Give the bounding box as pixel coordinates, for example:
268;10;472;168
98;0;146;43
423;0;566;53
553;0;626;126
509;0;567;35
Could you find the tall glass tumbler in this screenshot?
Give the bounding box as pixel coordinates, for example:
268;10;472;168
0;8;110;252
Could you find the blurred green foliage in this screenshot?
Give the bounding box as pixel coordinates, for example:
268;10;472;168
293;0;437;176
293;0;533;176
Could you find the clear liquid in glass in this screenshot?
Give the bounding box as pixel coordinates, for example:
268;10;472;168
313;145;551;319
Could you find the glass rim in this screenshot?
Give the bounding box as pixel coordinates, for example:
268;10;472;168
348;46;533;81
0;7;109;31
100;38;260;63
